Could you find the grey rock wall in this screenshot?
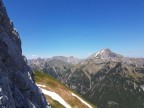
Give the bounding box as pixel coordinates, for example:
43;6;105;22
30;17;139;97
0;1;50;108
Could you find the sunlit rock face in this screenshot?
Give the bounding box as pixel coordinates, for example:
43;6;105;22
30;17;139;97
0;1;50;108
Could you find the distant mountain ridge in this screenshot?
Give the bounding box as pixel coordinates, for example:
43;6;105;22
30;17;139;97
29;48;144;68
29;56;81;65
29;49;144;79
29;56;81;78
51;56;81;64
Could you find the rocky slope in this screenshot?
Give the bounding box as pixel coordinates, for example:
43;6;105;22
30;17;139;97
0;1;49;108
64;61;144;108
84;62;144;108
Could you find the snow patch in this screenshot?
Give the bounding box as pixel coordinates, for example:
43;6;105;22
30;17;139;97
37;84;71;108
95;51;100;57
101;49;105;53
140;85;144;91
69;92;92;108
41;88;71;108
0;96;3;100
36;84;46;88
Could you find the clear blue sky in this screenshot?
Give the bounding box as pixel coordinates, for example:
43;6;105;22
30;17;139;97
3;0;144;59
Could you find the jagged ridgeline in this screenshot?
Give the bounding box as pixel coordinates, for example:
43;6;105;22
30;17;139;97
0;1;50;108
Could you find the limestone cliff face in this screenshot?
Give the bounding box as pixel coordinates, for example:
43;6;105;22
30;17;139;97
0;1;49;108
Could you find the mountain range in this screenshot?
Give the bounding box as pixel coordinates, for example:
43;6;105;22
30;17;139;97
29;56;81;78
29;48;144;108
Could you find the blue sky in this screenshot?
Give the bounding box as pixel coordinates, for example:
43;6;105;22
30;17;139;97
3;0;144;59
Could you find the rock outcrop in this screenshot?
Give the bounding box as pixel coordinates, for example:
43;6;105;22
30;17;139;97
0;1;50;108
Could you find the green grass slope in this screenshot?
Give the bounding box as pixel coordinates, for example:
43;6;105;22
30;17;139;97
34;70;97;108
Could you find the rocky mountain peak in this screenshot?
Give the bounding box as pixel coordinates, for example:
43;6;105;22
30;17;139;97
94;48;112;57
87;48;144;68
88;48;123;61
100;48;112;53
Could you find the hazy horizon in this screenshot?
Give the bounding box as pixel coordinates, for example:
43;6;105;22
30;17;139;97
3;0;144;59
28;48;144;60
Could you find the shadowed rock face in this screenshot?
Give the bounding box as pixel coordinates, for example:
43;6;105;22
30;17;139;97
0;1;49;108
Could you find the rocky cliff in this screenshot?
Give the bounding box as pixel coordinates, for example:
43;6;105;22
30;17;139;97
0;1;50;108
